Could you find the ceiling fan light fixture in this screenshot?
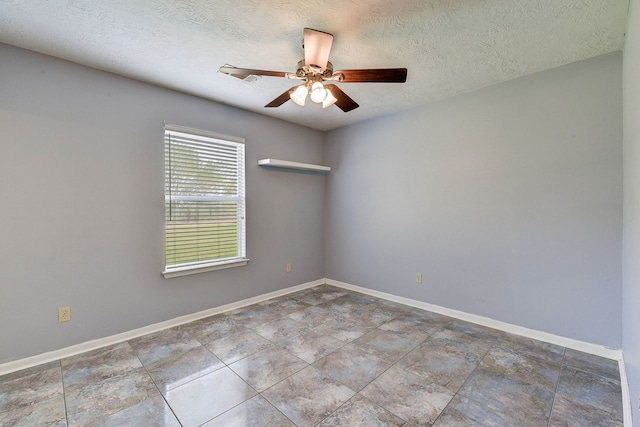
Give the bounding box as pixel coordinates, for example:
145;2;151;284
310;81;328;103
322;87;337;108
290;85;308;106
225;29;407;113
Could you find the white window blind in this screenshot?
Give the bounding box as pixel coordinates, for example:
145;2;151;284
163;125;246;277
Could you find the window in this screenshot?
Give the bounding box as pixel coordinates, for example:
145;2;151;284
163;125;247;278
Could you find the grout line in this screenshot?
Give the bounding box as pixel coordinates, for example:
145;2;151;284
59;361;70;427
429;333;501;425
546;347;568;426
133;352;183;427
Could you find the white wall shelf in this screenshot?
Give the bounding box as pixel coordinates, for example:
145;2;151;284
258;158;331;174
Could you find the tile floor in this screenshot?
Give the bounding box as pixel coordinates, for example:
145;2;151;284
0;285;623;426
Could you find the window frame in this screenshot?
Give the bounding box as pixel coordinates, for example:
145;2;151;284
162;124;248;279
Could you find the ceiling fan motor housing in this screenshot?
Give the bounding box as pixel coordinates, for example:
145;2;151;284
295;60;334;79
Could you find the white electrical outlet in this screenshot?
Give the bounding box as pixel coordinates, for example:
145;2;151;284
286;263;292;273
416;273;422;284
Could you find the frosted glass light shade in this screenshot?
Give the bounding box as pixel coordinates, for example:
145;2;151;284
322;87;337;108
290;85;308;106
310;82;327;103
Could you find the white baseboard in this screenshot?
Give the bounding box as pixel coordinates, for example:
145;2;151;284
326;278;622;361
0;279;323;377
3;276;621;377
1;277;632;426
326;280;636;426
619;354;633;427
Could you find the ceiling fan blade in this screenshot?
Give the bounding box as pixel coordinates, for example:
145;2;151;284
304;28;333;71
325;84;359;112
265;86;297;108
333;68;407;83
219;65;288;80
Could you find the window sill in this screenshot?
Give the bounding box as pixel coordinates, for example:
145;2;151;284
162;258;249;279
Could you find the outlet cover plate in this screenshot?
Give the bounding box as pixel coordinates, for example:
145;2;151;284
58;307;71;323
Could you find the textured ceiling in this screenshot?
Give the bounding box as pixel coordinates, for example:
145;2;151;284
0;0;628;131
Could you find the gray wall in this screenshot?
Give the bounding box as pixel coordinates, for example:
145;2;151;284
325;53;623;348
0;41;626;366
0;43;326;363
623;0;640;424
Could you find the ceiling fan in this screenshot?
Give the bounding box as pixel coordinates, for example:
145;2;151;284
219;28;407;112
